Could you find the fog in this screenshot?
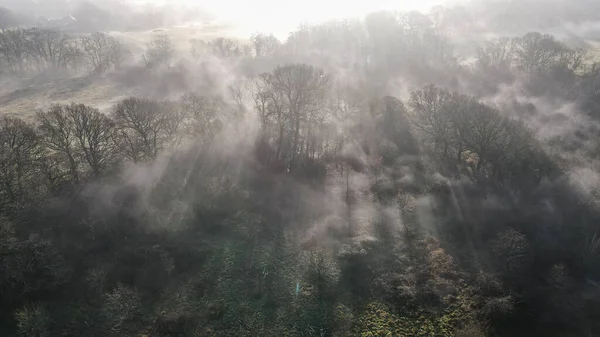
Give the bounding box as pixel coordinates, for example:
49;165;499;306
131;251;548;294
1;0;455;37
191;0;451;36
1;0;600;336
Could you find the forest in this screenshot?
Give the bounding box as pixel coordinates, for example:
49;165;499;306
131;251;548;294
1;1;600;336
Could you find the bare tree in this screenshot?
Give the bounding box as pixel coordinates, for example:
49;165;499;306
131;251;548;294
250;33;281;57
512;32;564;74
254;64;331;168
0;29;31;73
112;98;172;162
487;118;539;183
80;32;126;74
556;47;586;74
408;84;454;158
37;105;81;183
145;34;173;67
160;100;188;149
477;37;513;70
179;93;223;145
0;28;85;74
456;101;542;183
228;79;250;115
27;28;79;70
455;101;508;174
66;104;119;177
408;84;543;182
284;26;312;56
409;86;478;172
210;37;242;58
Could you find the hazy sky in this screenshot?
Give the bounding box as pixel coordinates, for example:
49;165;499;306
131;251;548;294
141;0;452;35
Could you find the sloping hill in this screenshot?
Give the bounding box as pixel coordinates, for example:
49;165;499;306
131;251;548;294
0;75;127;119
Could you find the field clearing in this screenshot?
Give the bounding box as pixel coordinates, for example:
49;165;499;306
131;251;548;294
0;76;128;120
111;21;249;56
0;22;245;120
588;40;600;62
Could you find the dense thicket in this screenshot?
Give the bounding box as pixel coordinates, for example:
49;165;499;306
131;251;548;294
1;5;600;337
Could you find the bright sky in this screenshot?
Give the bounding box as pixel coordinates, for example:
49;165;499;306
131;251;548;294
139;0;450;36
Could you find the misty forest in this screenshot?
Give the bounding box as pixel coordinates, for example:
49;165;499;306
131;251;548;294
2;0;600;336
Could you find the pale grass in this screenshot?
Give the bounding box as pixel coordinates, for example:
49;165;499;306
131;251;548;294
0;22;244;120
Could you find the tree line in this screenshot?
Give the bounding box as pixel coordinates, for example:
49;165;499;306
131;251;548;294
0;28;129;74
0;92;231;213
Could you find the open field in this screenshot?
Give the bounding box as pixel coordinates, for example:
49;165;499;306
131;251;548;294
0;76;126;119
0;21;246;119
111;21;247;55
588;40;600;61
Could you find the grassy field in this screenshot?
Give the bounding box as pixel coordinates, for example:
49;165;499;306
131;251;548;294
588;40;600;61
0;21;245;119
0;76;126;119
111;21;247;55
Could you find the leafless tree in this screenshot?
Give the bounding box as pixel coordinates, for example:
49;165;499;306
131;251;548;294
446;97;542;182
284;27;312;56
80;32;126;74
487;118;539;182
66;104;120;177
254;64;331;168
161;100;188;149
145;34;173;67
250;33;281;57
455;101;508;174
112;98;173;162
179;93;223;145
556;47;586;74
512;32;564;74
408;84;454;158
477;37;513;70
211;37;243;58
27;28;79;70
0;28;86;74
37;105;81;183
228;79;250;115
409;84;542;181
0;29;31;73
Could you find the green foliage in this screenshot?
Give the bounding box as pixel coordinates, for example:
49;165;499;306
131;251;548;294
15;304;50;337
352;294;478;337
333;304;354;336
